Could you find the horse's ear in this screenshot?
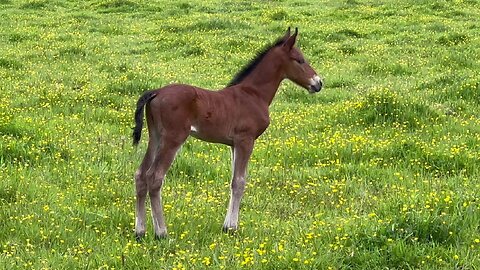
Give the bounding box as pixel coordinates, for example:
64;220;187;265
284;27;291;39
283;27;298;51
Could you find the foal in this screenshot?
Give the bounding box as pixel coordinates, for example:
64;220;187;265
133;28;323;239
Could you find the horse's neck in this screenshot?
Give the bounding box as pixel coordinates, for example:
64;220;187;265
240;54;284;105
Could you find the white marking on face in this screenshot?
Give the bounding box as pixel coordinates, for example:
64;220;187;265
190;125;198;133
309;75;321;86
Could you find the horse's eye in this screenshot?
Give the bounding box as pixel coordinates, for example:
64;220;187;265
295;59;305;64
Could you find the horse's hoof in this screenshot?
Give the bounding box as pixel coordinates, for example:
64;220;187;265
135;233;145;242
154;233;168;240
222;226;238;235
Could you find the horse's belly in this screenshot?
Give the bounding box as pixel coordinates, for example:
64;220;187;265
189;126;233;146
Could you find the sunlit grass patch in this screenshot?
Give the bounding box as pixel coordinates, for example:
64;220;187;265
0;0;479;268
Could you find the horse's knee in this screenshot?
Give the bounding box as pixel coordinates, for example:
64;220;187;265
134;169;142;180
148;172;165;195
231;177;246;195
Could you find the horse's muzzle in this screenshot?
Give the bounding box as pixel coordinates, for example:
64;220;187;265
308;75;323;93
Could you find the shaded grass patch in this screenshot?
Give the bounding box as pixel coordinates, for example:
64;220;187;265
340;87;441;128
0;58;23;70
96;0;139;13
422;74;480;103
20;0;48;10
437;33;469;46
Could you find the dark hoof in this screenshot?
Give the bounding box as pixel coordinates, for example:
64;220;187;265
222;226;238;235
135;233;145;242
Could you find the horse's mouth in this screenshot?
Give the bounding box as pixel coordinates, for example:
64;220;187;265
308;83;322;93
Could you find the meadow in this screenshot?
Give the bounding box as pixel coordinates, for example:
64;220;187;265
1;0;479;269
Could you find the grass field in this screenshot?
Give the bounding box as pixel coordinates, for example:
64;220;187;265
1;0;480;269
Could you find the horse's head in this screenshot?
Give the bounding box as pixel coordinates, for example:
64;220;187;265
276;27;323;93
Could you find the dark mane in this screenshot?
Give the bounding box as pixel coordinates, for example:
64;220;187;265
227;38;285;87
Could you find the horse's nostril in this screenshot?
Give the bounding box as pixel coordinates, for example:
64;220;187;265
309;83;321;93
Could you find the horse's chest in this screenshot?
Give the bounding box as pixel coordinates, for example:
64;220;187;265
236;111;270;138
254;115;270;137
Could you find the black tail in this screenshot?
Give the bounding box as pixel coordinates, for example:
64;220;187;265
132;90;157;146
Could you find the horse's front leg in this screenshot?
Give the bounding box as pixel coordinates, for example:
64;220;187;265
223;138;254;232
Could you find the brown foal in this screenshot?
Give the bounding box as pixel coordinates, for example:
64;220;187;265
132;28;323;239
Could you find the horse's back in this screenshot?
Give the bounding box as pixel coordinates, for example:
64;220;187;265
151;84;197;103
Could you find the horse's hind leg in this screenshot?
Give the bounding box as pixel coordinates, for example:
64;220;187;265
134;142;156;240
147;133;188;239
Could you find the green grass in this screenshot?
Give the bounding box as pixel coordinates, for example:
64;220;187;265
1;0;480;269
